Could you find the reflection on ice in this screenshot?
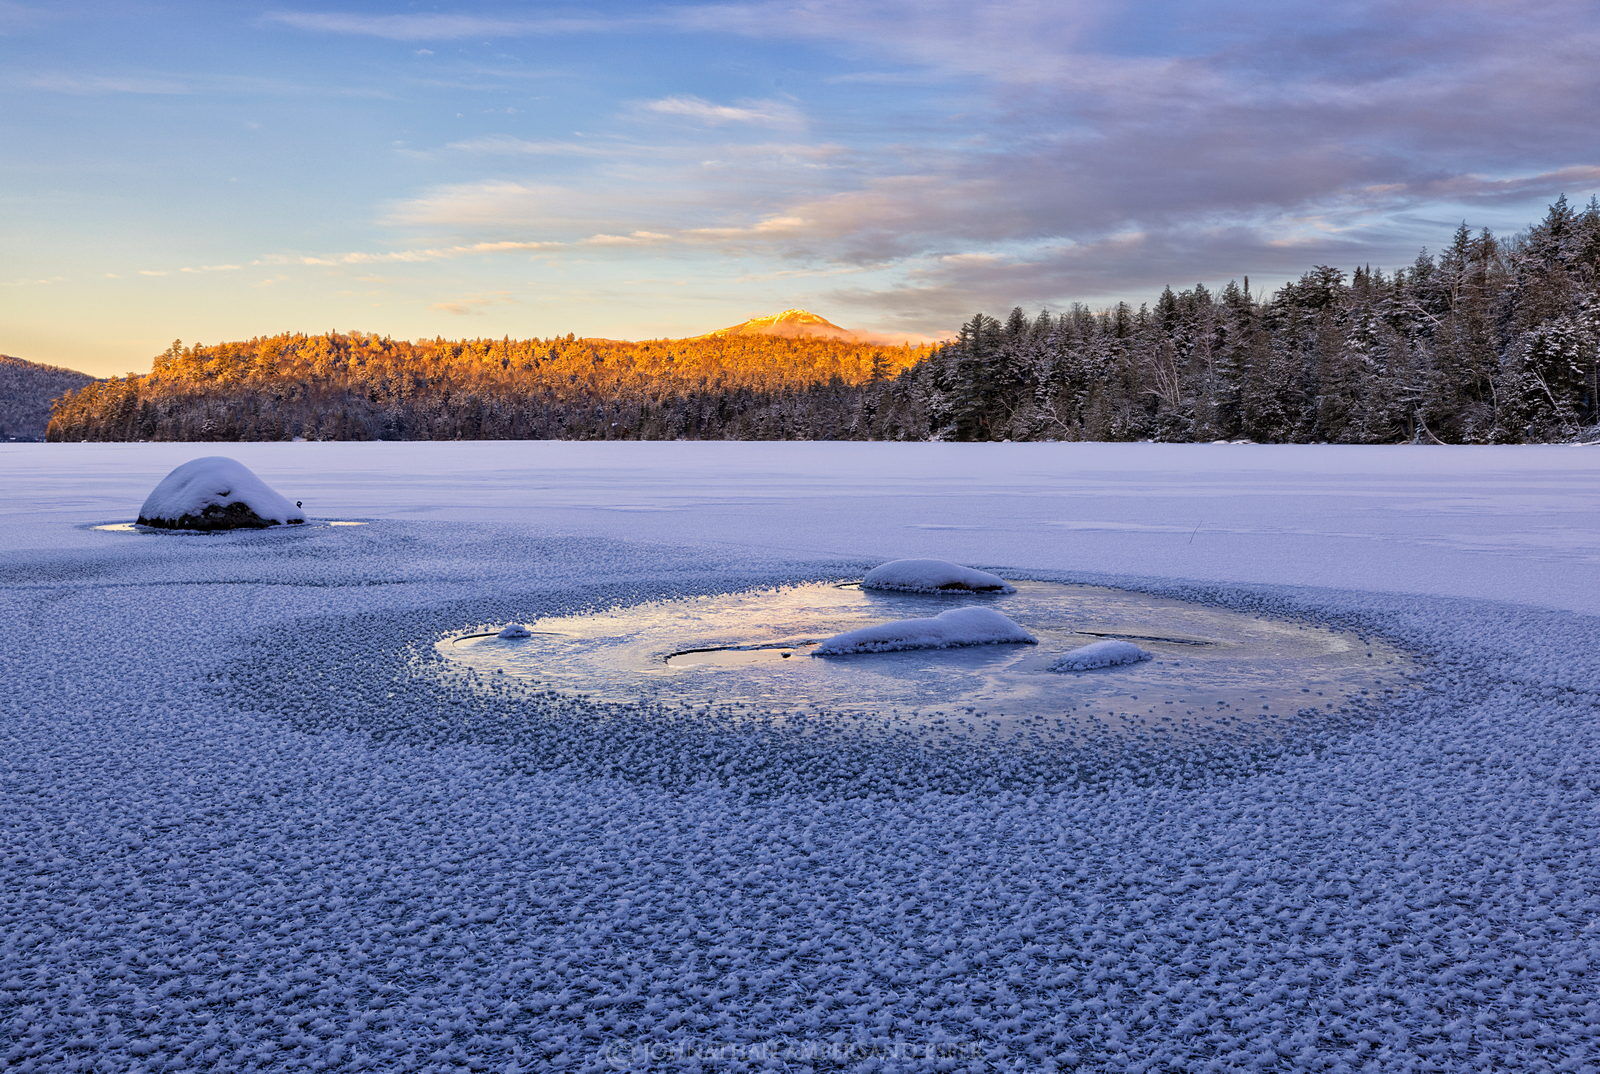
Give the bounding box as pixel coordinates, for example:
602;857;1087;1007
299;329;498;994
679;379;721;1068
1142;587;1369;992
667;641;814;667
442;580;1412;733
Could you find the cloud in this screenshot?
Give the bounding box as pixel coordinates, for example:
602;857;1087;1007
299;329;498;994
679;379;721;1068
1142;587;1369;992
1353;166;1600;207
259;0;1101;85
0;1;49;35
17;70;393;99
442;135;620;157
26;73;189;95
283;239;565;267
583;232;672;246
430;292;515;315
381;181;575;230
89;0;1600;340
641;95;803;127
262;10;628;40
827;226;1344;326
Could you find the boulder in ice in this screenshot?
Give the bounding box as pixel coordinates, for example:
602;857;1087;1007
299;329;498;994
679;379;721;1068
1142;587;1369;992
1049;639;1152;672
813;607;1036;656
860;558;1015;594
137;456;305;531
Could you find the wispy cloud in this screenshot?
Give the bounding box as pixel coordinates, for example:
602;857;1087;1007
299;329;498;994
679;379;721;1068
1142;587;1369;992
430;291;516;315
0;1;50;35
26;73;189;95
284;239;565;267
442;135;621;157
17;69;393;99
262;10;631;40
641;95;803;127
827;226;1341;326
57;0;1600;342
259;0;1103;87
381;181;576;231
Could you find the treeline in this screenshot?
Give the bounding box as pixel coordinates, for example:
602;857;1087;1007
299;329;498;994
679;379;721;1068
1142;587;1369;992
47;333;927;442
48;197;1600;444
887;197;1600;444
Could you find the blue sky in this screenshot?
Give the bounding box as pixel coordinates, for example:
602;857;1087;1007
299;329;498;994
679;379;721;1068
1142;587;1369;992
4;0;1598;376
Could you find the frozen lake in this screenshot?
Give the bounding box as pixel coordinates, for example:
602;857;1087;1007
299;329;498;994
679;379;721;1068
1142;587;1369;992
6;439;1597;613
1;440;1597;1072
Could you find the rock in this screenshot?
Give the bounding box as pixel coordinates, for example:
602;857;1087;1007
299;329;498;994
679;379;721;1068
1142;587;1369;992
813;606;1036;655
1049;639;1152;672
137;456;306;531
861;558;1015;594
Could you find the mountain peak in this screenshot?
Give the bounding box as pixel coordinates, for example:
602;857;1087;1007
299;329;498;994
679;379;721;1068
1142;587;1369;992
705;309;862;341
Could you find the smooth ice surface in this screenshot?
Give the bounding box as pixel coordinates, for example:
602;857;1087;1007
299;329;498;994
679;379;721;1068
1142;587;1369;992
861;558;1015;593
137;455;304;527
2;440;1599;1072
445;581;1406;729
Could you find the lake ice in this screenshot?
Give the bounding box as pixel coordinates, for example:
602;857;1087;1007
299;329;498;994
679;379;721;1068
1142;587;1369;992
1;440;1597;1073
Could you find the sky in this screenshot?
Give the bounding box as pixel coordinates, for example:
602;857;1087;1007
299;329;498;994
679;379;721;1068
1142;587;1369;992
3;0;1599;377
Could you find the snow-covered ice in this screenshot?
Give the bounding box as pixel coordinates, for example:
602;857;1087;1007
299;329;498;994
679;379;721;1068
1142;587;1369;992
861;557;1015;593
1049;638;1153;671
2;440;1599;1072
813;606;1036;655
136;454;304;530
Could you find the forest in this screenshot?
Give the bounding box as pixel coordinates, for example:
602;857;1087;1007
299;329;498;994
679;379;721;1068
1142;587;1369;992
47;332;927;442
47;197;1600;444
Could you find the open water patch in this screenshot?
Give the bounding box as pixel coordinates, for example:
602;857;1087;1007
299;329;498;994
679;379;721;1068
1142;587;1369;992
441;580;1412;733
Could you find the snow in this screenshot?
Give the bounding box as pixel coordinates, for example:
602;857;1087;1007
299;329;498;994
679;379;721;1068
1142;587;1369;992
811;606;1037;655
136;454;304;528
1049;639;1153;671
9;439;1595;612
861;557;1014;593
0;439;1598;1071
496;623;533;639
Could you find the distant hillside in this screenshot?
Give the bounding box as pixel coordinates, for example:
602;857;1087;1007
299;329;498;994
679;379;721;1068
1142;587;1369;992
704;308;866;342
703;308;925;346
46;324;931;441
0;355;96;440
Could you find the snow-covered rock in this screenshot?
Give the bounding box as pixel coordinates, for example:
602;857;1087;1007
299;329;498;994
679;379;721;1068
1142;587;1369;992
861;558;1015;594
497;623;533;639
1049;639;1153;672
137;456;305;531
812;606;1036;655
